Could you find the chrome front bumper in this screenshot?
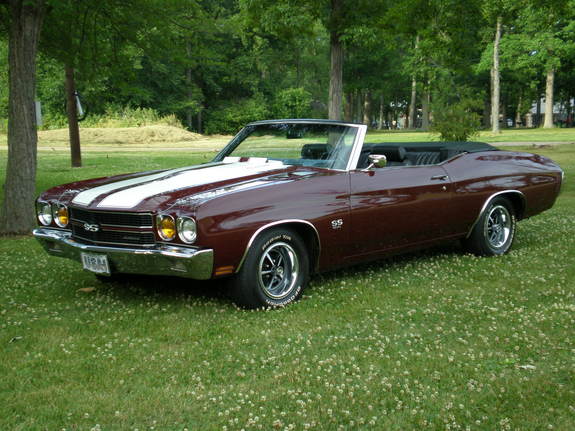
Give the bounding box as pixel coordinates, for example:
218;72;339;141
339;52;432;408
33;228;214;280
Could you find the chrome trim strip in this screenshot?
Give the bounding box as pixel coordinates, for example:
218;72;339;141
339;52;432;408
69;207;154;217
70;238;156;248
33;228;213;280
76;222;153;229
235;219;321;273
465;190;526;238
346;124;368;171
247;119;364;127
70;223;154;233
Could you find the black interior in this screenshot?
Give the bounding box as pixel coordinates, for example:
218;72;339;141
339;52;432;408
299;141;498;169
300;143;332;160
356;141;498;169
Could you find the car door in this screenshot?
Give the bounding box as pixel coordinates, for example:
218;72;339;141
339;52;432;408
348;164;456;257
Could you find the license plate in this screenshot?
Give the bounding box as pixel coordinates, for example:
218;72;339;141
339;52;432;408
81;252;110;275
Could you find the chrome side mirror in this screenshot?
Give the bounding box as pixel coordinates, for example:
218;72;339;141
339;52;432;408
364;154;387;170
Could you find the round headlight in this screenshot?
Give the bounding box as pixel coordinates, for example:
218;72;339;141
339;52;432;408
177;217;197;244
37;202;53;226
52;204;69;227
157;215;176;241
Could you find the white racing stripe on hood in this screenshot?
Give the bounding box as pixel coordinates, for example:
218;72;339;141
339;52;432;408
72;165;210;206
96;160;285;209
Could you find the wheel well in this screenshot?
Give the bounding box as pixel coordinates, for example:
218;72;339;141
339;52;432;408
282;222;321;273
466;190;526;239
237;221;321;274
498;192;526;220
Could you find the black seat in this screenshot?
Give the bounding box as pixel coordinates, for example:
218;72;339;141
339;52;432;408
370;145;409;166
405;151;441;165
301;143;331;160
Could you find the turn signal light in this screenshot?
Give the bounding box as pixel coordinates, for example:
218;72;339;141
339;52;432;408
157;215;176;241
53;204;69;227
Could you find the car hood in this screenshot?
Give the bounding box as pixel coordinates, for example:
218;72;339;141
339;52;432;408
51;159;323;212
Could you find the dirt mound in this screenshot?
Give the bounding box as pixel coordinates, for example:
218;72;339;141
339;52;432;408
39;125;202;146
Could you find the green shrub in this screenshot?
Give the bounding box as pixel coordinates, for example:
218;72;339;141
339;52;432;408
273;87;312;119
85;105;184;128
39;105;184;130
204;97;269;135
431;99;481;141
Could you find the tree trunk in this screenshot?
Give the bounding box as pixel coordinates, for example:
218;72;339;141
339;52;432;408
197;109;203;134
543;68;555;128
65;65;81;167
421;86;430;131
186;41;193;130
515;96;522;128
567;96;572;127
407;35;419;130
378;95;384;130
483;97;491;128
408;75;417;129
0;0;45;235
328;0;343;120
344;92;353;122
491;16;502;133
356;91;363;123
362;91;371;126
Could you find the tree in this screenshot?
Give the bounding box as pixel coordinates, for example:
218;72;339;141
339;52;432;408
0;0;46;235
239;0;387;120
480;0;520;133
40;0;184;166
491;15;502;133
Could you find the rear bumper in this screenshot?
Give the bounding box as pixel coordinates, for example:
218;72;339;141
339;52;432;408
33;228;214;280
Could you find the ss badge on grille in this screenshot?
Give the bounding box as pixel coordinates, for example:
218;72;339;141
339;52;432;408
83;223;100;232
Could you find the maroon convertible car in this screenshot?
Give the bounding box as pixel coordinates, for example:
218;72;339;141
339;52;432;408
34;119;564;308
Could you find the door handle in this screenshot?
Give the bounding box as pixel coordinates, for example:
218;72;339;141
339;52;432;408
430;174;449;181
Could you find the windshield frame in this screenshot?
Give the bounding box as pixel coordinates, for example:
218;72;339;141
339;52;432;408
213;120;367;171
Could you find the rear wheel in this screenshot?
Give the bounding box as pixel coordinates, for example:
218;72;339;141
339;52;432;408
230;228;309;308
462;197;516;256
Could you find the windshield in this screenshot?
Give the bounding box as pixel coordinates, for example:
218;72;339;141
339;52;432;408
218;123;359;170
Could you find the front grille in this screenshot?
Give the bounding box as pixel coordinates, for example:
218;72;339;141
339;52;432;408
70;207;153;227
71;224;156;246
69;207;155;248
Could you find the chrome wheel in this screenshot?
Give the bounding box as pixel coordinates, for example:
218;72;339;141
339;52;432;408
485;205;512;249
258;241;299;299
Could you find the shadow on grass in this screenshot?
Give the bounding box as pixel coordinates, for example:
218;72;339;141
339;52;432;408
312;239;466;285
87;235;530;308
92;273;232;306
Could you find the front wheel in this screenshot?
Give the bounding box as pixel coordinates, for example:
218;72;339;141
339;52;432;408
230;228;309;309
462;197;516;256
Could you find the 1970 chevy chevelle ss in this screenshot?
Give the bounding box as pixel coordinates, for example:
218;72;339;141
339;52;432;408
34;119;564;308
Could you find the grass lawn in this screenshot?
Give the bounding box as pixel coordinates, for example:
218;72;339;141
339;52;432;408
0;134;574;430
